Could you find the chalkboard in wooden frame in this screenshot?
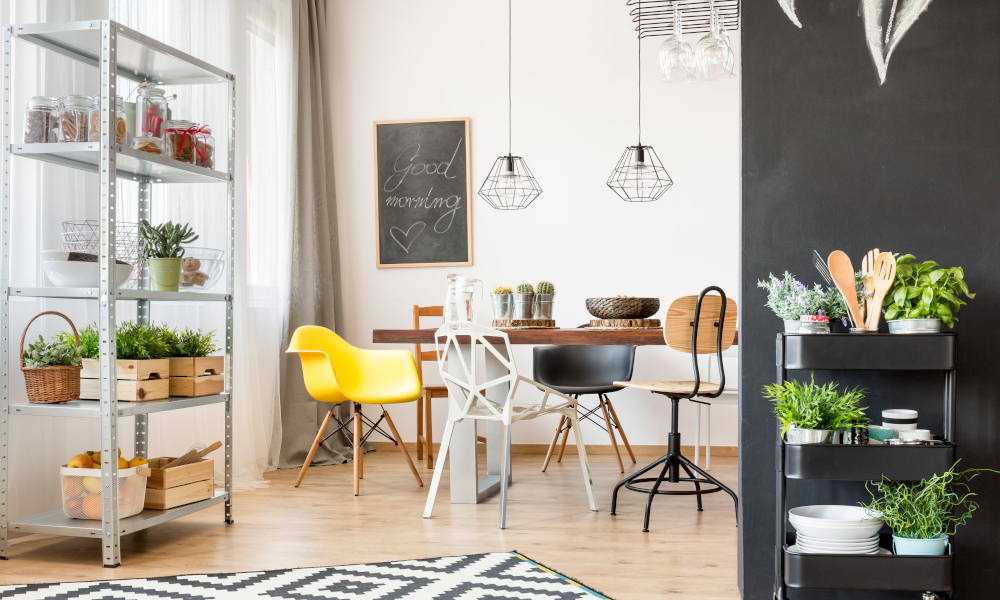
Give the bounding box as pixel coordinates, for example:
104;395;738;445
373;118;473;268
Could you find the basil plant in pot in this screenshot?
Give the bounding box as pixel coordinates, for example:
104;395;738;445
757;272;849;333
883;254;975;334
763;374;867;444
861;461;995;555
139;220;199;292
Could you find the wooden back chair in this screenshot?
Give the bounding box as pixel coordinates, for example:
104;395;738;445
414;305;447;468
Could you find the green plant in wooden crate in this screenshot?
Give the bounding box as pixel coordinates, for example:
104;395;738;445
138;220;199;259
883;254;975;327
75;321;169;360
515;283;534;294
22;334;82;368
163;327;218;357
762;373;868;436
861;461;996;540
537;281;555;294
492;284;513;295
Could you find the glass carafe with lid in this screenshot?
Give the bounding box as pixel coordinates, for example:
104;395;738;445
444;274;482;328
136;84;168;138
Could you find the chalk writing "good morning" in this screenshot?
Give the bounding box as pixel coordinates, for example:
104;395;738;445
383;140;463;233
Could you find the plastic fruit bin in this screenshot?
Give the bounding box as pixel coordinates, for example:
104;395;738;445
60;464;150;520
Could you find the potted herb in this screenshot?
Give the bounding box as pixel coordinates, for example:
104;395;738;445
139;220;198;292
163;327;223;397
77;321;171;401
861;462;995;555
490;284;514;320
883;255;975;333
513;283;534;320
534;280;555;320
762;374;867;444
757;272;847;333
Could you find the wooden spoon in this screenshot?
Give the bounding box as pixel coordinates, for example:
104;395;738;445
860;248;879;321
866;252;897;331
828;251;864;329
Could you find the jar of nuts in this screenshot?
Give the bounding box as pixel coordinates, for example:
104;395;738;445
59;95;95;142
23;97;60;143
164;119;197;164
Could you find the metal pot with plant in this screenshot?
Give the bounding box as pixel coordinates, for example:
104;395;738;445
762;374;868;444
883;254;975;334
757;272;850;333
861;461;995;556
513;283;534;320
534;281;555;320
491;284;514;320
139;220;198;292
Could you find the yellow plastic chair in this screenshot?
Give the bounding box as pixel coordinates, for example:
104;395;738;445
286;325;423;495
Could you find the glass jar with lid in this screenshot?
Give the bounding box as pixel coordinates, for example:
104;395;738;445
798;315;830;334
59;95;95;142
194;125;215;168
164;119;197;163
23;97;60;143
115;96;128;144
87;96;129;144
135;84;168;138
131;132;163;155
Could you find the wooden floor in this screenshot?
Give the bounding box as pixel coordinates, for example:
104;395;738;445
1;451;740;599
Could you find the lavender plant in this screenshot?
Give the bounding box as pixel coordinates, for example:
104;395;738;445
758;272;833;320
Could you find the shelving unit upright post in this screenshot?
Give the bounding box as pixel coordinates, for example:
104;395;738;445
0;19;236;567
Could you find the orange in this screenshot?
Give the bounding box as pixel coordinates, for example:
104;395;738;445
82;494;102;519
118;457;129;469
128;456;147;468
64;497;84;518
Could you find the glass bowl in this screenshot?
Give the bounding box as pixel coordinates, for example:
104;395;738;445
178;247;225;292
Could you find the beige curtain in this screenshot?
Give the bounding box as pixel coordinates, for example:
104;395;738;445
277;0;352;468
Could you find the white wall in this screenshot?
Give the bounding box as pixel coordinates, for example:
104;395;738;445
326;0;740;447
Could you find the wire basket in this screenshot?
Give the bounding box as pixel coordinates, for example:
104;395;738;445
61;464;149;520
61;220;144;289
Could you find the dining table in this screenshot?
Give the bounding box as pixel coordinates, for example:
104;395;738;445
372;327;738;505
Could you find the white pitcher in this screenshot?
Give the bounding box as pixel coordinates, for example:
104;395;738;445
443;274;481;328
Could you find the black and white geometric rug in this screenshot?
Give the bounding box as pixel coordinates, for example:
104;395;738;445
0;551;611;599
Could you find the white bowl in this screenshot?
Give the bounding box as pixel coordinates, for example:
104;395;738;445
789;505;880;523
796;534;879;549
796;531;878;543
43;261;132;288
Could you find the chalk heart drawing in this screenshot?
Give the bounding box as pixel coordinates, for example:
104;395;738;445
390;221;426;253
776;0;934;85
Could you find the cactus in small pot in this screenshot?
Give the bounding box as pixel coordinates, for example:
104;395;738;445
537;281;555;295
512;283;535;319
492;284;513;295
515;283;534;294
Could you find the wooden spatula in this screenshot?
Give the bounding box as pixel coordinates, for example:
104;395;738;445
163;441;222;469
828;251;864;329
866;252;896;331
860;248;879;321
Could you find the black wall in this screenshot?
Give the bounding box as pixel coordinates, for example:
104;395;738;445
740;2;999;599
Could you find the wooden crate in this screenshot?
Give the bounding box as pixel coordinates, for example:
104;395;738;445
80;358;170;401
144;479;214;510
169;374;224;397
168;356;224;377
145;457;215;489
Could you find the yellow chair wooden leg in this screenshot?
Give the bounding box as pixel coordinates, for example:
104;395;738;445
296;409;333;487
605;397;636;463
542;415;565;472
384;410;423;486
354;403;362;495
601;398;625;473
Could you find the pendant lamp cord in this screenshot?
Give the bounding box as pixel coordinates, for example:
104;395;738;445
508;0;512;157
637;0;641;146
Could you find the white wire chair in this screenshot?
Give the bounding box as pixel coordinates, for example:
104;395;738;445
422;321;598;528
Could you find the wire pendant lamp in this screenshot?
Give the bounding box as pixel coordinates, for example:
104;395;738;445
479;0;541;210
607;0;673;202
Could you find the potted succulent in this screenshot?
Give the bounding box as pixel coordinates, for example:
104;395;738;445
861;461;995;555
513;283;534;320
77;321;171;401
490;284;514;320
139;220;199;292
163;327;223;397
883;255;975;333
762;374;867;444
757;272;848;333
534;280;555;320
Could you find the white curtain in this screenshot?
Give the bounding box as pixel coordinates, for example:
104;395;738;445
3;0;292;520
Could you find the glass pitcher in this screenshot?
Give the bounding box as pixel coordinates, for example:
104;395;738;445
444;274;482;328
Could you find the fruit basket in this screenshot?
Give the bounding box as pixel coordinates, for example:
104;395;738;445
61;463;150;520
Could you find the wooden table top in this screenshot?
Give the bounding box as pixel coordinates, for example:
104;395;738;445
373;328;738;346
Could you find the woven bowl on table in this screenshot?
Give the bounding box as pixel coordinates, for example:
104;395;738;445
585;297;660;320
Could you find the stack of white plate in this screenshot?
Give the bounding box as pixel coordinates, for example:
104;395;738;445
789;505;884;555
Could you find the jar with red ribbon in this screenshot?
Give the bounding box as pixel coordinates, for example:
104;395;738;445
194;125;215;168
164;119;198;164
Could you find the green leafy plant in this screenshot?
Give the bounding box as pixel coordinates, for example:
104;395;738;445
762;374;868;436
757;272;847;321
22;334;82;368
861;461;995;539
76;321;169;360
162;327;218;357
72;326;100;360
139;220;198;260
491;284;513;295
883;255;974;327
515;283;534;294
537;281;555;294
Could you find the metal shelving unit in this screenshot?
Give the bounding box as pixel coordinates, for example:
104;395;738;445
774;333;957;599
0;20;236;567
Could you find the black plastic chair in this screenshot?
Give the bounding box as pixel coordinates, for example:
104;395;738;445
533;342;637;473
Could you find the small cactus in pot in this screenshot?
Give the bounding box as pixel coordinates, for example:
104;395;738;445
513;283;535;319
492;284;513;295
515;283;534;294
537;281;555;295
491;284;514;319
535;281;556;320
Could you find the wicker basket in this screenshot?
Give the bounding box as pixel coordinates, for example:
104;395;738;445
20;311;82;404
585;297;661;320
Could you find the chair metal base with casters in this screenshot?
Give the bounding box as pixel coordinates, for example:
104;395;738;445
533;344;637;473
611;287;739;532
423;322;599;529
286;326;424;495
